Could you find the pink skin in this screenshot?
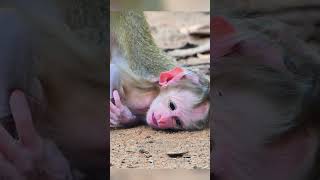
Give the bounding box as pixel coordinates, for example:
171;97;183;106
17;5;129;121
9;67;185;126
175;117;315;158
144;68;209;130
146;89;209;130
109;64;209;129
0;90;72;179
110;88;209;130
110;90;136;127
212;16;287;71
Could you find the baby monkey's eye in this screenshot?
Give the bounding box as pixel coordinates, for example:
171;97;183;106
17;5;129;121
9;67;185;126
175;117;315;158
169;100;176;111
175;117;182;128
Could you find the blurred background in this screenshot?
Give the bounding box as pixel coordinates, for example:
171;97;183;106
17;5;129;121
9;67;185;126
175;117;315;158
110;0;210;11
213;0;320;74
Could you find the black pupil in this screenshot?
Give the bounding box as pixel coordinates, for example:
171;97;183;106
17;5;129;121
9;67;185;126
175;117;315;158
169;101;176;111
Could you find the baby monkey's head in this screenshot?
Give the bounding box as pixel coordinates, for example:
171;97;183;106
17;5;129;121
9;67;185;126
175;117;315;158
146;67;210;130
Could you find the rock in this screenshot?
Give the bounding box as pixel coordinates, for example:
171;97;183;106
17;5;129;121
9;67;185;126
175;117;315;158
139;148;148;154
145;154;152;158
166;151;188;158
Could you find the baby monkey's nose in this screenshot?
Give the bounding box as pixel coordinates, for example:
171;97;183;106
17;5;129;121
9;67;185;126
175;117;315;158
154;113;162;120
158;117;174;129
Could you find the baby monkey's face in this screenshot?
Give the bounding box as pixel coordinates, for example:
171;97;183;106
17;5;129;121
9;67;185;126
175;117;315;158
146;88;209;130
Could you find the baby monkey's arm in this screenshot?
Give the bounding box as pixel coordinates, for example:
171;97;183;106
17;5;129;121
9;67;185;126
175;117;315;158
110;64;139;127
110;90;137;128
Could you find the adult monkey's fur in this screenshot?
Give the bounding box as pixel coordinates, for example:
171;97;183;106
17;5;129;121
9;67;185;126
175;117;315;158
111;11;210;97
111;11;176;80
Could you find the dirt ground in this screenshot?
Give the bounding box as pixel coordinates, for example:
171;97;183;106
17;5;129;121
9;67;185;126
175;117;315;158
110;127;210;169
110;12;210;169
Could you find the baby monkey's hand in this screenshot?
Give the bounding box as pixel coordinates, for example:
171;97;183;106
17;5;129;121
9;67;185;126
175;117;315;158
0;90;73;180
110;90;136;127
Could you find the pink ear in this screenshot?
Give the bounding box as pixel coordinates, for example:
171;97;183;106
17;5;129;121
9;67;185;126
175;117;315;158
159;67;202;87
192;102;209;120
212;16;238;59
212;16;288;71
212;16;236;39
159;67;184;87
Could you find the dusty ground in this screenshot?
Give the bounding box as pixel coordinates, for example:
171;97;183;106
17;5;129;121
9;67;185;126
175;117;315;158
110;12;210;169
111;127;210;169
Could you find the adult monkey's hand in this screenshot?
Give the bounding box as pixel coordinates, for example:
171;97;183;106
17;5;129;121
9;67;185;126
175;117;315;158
0;90;73;180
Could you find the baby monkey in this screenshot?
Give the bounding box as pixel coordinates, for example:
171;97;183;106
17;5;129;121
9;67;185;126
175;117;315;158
110;11;210;130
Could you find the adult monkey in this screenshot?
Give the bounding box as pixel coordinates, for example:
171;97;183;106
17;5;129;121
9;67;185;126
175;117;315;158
0;0;108;179
110;11;210;130
212;16;320;180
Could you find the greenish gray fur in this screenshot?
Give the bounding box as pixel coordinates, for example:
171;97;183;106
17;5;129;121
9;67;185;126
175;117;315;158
111;11;176;80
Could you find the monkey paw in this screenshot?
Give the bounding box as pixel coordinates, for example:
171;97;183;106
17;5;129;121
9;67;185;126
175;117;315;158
0;90;73;180
110;90;136;127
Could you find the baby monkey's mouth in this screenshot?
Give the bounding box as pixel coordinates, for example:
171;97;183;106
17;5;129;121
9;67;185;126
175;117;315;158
152;112;158;127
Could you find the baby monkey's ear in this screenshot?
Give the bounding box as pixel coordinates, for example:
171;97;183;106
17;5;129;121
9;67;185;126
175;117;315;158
212;16;236;38
212;16;239;59
159;67;200;87
159;67;185;87
192;101;210;119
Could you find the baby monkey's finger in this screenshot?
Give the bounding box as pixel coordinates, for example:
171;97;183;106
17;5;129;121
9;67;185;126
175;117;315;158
9;90;41;149
112;90;123;109
110;112;118;123
110;101;120;116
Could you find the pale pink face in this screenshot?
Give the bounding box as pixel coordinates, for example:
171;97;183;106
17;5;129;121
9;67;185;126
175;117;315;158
146;88;209;130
